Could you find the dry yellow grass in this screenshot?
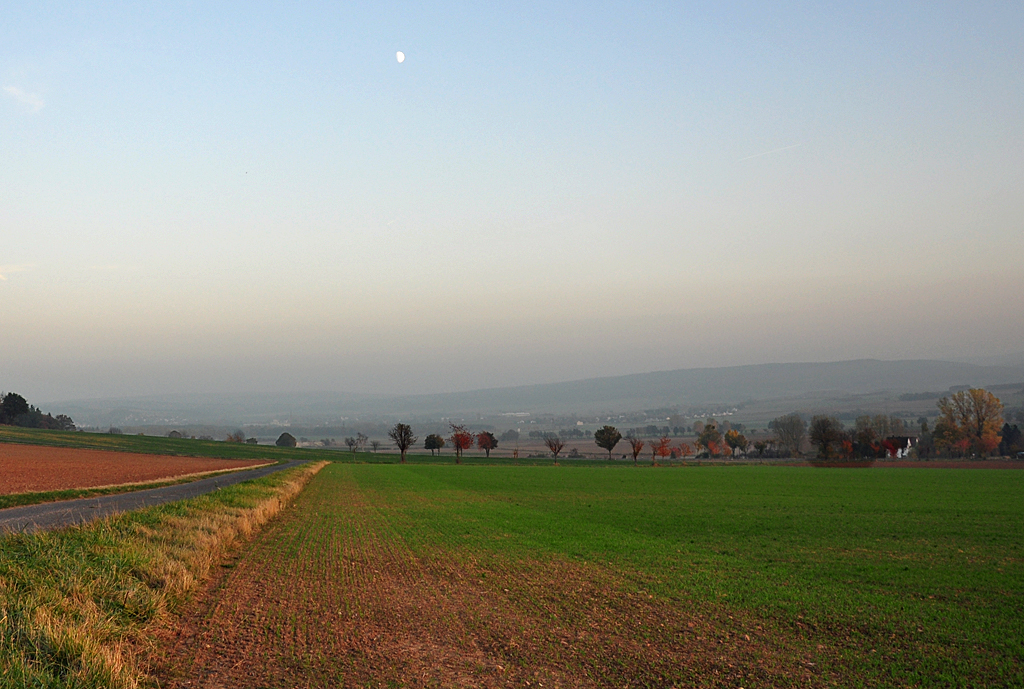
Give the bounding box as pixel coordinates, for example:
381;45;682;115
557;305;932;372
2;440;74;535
0;461;325;688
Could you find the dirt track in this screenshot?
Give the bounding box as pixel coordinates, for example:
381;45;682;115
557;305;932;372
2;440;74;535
0;444;269;494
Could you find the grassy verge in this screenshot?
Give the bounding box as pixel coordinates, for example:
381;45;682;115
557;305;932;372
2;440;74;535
0;460;325;688
0;464;273;511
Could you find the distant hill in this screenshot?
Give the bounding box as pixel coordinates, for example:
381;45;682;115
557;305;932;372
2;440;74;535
49;359;1024;426
368;358;1024;415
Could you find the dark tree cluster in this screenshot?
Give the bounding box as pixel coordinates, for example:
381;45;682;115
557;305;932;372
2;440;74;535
424;433;445;456
594;425;622;459
998;423;1022;457
0;392;75;431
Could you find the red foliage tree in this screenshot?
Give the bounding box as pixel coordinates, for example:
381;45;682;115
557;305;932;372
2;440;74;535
476;431;498;458
449;424;474;464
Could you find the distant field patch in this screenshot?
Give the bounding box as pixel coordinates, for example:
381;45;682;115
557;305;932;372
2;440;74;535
0;444;269;494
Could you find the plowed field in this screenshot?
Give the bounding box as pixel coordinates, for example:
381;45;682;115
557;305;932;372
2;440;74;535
0;443;269;494
153;464;1024;687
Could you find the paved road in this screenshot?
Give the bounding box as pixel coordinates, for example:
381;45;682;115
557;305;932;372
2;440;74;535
0;460;307;534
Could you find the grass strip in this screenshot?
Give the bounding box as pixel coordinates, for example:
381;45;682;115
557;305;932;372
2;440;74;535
0;460;326;688
0;464;274;511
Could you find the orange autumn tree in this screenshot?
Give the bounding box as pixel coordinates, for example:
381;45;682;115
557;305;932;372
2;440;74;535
650;436;672;465
935;389;1003;456
724;429;749;457
697;421;722;457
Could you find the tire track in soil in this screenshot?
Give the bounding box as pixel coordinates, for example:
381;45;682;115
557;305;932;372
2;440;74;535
153;465;827;688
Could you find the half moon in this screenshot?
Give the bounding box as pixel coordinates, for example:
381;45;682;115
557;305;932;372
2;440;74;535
396;51;405;63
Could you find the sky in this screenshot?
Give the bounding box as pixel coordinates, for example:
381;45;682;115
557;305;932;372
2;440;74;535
2;1;1023;404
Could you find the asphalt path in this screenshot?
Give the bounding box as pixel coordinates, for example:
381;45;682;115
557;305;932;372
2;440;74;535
0;460;307;534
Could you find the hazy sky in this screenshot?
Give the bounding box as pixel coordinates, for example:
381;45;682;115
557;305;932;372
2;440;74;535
3;2;1023;403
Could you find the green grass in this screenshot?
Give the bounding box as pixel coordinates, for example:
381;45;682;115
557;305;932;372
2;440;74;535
0;462;322;688
335;464;1023;685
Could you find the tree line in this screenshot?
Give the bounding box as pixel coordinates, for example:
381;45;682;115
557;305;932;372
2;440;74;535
790;389;1018;459
0;392;75;431
366;389;1020;463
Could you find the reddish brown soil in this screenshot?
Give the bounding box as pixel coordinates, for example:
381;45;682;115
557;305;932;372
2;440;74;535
0;444;269;494
878;459;1024;469
799;459;1024;469
150;473;827;688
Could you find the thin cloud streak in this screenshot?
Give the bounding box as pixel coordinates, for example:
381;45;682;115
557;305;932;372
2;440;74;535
0;264;35;280
3;85;44;112
738;143;801;161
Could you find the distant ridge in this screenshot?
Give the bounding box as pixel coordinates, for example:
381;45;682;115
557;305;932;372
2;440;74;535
372;358;1024;415
50;358;1024;425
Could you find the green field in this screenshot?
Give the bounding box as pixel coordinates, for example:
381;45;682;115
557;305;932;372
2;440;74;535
159;463;1024;687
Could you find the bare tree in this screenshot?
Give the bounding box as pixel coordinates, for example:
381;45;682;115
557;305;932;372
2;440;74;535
626;434;645;466
370;440;381;452
388;423;417;463
544;434;565;458
809;415;847;458
769;413;807;457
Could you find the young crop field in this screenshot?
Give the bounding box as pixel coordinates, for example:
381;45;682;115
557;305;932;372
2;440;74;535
155;463;1024;688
